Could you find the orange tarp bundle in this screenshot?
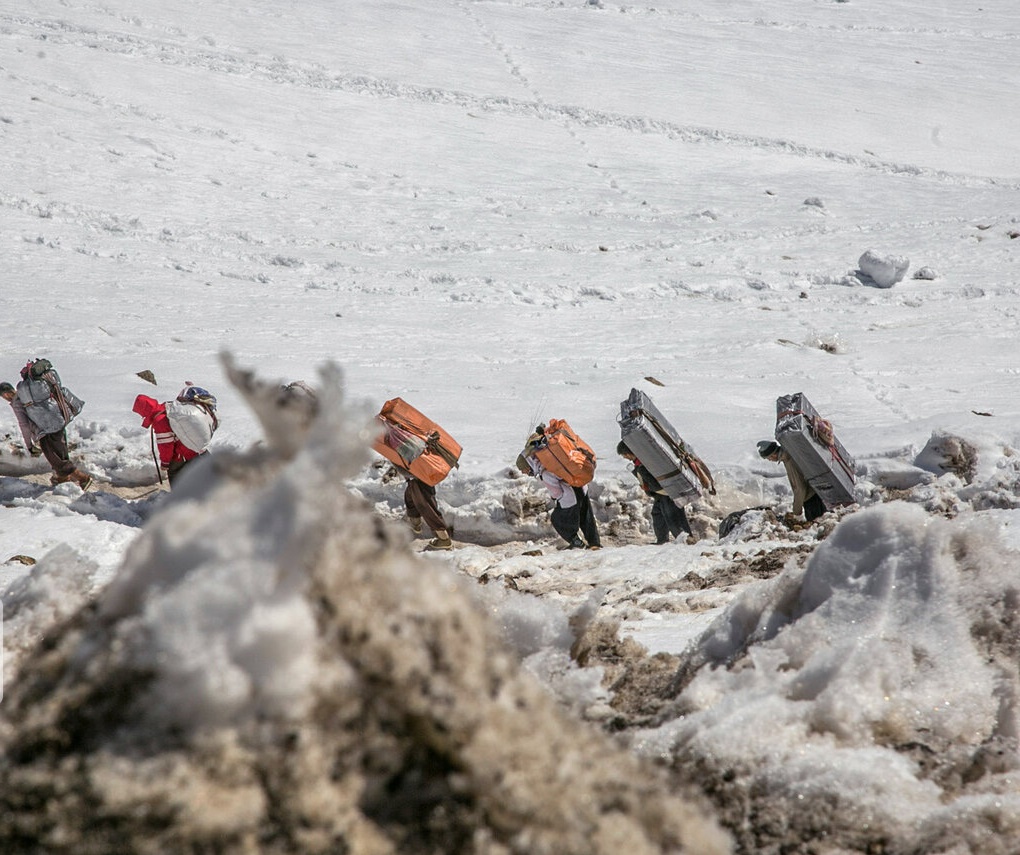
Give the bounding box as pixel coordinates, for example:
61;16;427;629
373;398;462;486
533;418;596;487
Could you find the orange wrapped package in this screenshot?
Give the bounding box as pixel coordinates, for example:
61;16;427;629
532;418;596;487
372;398;462;486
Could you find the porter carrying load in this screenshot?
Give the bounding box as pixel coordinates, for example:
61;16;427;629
524;419;596;488
618;388;715;504
374;398;462;486
774;393;856;508
16;358;84;436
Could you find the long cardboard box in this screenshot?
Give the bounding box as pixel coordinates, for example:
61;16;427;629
619;388;707;504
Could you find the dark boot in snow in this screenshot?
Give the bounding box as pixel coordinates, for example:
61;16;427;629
425;530;453;551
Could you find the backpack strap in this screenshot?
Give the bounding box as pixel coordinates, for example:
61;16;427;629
194;401;219;433
686;453;717;495
149;425;165;485
39;369;75;425
635;407;716;495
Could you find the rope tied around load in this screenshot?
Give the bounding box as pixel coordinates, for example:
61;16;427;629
778;409;854;481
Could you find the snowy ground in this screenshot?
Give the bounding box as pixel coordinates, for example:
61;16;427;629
1;0;1019;851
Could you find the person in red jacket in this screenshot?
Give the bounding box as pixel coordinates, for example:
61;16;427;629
133;385;217;487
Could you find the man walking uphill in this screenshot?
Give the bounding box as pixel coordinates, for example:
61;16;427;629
757;439;825;523
134;384;218;488
8;358;91;489
618;440;693;544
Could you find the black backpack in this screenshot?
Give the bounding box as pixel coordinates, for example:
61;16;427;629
20;358;53;381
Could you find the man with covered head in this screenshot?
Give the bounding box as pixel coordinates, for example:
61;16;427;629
517;426;601;550
757;439;825;523
134;383;218;488
8;360;91;489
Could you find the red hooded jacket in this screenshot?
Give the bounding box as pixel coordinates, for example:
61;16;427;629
133;395;200;468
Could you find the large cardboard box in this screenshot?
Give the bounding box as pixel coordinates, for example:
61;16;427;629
618;388;709;505
775;393;856;508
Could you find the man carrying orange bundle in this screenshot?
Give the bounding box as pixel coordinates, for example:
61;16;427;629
373;398;462;551
517;422;601;550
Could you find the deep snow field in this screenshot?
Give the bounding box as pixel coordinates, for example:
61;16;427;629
1;1;1019;852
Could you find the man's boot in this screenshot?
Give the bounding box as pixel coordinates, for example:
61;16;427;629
70;469;93;490
425;529;453;551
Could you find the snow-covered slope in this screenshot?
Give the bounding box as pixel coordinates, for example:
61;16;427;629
1;1;1019;852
